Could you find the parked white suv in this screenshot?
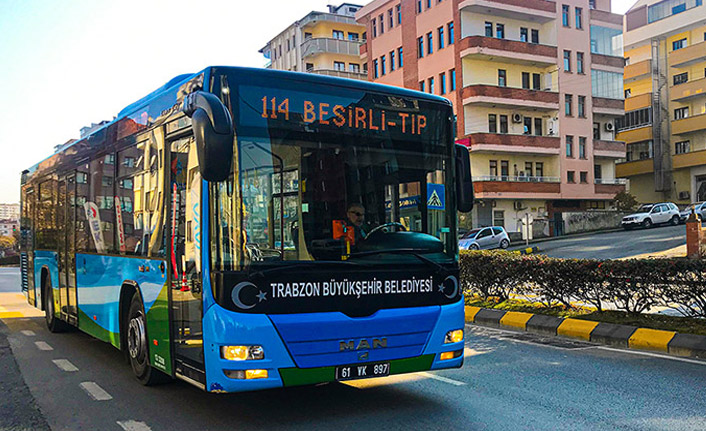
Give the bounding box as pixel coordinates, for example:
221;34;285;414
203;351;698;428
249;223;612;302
621;202;680;229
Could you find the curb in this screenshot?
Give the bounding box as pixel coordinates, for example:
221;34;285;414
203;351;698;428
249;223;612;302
465;306;706;360
511;246;539;255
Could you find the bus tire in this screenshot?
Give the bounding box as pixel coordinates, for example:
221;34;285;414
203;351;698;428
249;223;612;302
43;273;69;333
126;292;170;385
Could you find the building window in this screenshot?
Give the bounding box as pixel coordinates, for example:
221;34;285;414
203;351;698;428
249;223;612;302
448;22;454;45
418;37;424;58
523;117;532;135
594;164;602;180
496;23;505;39
427;32;433;54
566;135;574;157
565;94;573;116
567;171;575;183
580;171;588;183
388;9;394;28
489;114;497;133
673;38;687;50
426;0;431;8
616;107;652;131
525;162;533;177
417;0;422;13
493;210;505;227
531;29;539;44
332;30;344;40
485;22;493;37
590;25;623;56
534;118;543;136
334;61;345;71
675;106;689;120
440;72;447;94
562;5;570;27
373;59;379;78
579;137;587;158
390;51;396;71
593;122;600;139
396;4;401;24
564;50;572;72
379;14;384;34
578;96;586;118
498;69;507;87
589;0;596;9
398;47;403;67
501;161;509;179
287;39;290;51
499;115;508;133
372;19;377;38
675;140;691;154
349;63;360;73
429;77;435;94
489;160;498;177
575;7;583;29
532;73;541;90
438;27;445;49
348;32;359;41
592;69;624;99
306;62;314;72
419;80;425;92
674;72;688;85
577;52;584;74
536;162;544;177
380;56;386;75
522;72;530;89
520;27;528;42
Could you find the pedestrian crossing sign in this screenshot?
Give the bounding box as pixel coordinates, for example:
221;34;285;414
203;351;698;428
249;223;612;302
427;184;445;210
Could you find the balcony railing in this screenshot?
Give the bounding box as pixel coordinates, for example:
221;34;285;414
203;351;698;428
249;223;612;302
672;113;706;135
625;93;652;111
301;37;364;58
462;84;559;108
594;139;626;153
589;8;623;25
624;59;651;82
595;178;627;185
669;41;706;68
473;175;560;183
307;68;367;81
671;77;706;102
459;0;556;16
592;53;625;69
459;36;557;63
298;12;358;28
463;133;561;151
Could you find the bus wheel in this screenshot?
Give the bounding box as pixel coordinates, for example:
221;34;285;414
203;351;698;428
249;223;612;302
44;277;68;333
126;293;170;385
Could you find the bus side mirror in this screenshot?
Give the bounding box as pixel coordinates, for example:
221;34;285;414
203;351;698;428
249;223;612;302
183;91;234;182
455;143;474;213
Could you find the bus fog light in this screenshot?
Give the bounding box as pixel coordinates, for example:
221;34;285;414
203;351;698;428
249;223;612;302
444;329;464;344
224;369;268;379
440;350;463;360
221;345;264;361
245;369;268;379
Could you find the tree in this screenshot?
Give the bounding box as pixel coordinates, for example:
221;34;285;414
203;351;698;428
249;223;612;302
613;191;638;212
0;235;16;250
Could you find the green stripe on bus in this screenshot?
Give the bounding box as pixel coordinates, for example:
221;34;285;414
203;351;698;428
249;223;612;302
77;308;120;349
145;282;172;375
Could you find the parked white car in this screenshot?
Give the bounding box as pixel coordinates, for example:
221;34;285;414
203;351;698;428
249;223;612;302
459;226;510;250
621;202;680;229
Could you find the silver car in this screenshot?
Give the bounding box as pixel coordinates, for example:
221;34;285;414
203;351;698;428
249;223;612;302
621;202;680;229
459;226;510;250
679;202;706;223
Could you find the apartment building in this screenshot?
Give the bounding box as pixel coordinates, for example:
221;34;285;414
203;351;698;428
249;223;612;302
260;3;367;80
0;203;20;221
357;0;625;234
617;0;706;205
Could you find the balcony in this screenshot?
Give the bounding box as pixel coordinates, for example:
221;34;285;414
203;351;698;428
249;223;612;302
462;84;559;111
625;93;652;111
616;125;652;143
359;42;367;56
592;97;624;116
592;54;625;69
594;140;626;158
672;113;706;136
673;149;706;170
594;182;626;196
473;176;561;198
670;41;706;68
459;36;557;66
616;159;654;177
460;133;561;154
301;38;364;58
671;77;706;102
624;59;651;83
307;69;367;81
459;0;555;22
299;12;357;29
589;9;623;26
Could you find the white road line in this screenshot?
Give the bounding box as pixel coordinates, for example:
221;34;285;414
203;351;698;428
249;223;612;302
596;346;706;366
20;330;35;336
34;341;53;351
79;382;113;401
117;420;152;431
52;359;79;372
418;372;466;386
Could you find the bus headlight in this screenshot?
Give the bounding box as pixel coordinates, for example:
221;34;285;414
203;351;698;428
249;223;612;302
444;329;464;344
221;345;265;361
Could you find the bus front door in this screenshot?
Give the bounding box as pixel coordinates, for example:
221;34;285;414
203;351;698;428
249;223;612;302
58;175;78;325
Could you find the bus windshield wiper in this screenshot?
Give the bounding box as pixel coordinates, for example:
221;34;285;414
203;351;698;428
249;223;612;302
346;248;447;274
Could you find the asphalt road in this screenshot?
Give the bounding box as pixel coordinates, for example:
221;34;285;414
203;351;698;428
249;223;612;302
2;268;706;430
521;224;688;260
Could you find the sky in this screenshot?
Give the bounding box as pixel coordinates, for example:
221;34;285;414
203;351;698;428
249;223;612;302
0;0;637;204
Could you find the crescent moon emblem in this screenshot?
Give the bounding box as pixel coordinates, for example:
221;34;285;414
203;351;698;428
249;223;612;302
231;282;257;309
442;276;459;299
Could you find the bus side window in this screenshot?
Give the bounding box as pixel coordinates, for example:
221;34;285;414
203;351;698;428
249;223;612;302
118;143;145;255
75;168;91;252
86;154;116;253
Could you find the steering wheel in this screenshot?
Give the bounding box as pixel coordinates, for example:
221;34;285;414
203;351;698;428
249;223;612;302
366;222;408;237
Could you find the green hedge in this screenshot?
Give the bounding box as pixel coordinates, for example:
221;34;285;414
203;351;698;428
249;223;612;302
459;250;706;318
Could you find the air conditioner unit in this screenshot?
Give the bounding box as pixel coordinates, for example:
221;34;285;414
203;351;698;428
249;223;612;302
513;200;526;211
511;113;523;123
604;122;615;132
679;191;690;200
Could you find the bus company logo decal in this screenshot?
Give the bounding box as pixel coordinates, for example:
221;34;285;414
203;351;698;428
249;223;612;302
231;282;267;309
438;276;459;299
339;338;387;352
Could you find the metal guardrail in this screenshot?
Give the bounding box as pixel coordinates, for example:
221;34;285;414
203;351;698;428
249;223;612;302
301;37;364;58
472;175;561;183
595;178;627;185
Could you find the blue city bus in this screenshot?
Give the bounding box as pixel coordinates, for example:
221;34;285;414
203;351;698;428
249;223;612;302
20;66;474;392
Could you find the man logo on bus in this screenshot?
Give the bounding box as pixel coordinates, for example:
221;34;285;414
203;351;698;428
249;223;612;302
339;338;387;352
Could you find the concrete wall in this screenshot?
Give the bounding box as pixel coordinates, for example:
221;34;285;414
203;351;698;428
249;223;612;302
562;210;627;234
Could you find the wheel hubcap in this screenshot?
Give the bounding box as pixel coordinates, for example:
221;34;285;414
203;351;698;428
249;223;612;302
127;314;146;360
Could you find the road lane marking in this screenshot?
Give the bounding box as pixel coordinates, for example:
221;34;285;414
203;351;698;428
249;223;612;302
117;420;152;431
52;359;78;372
35;341;53;351
20;330;36;336
80;382;113;401
418;372;466;386
596;346;706;366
